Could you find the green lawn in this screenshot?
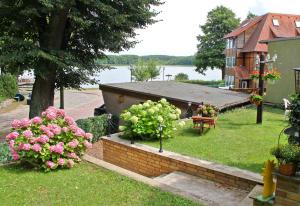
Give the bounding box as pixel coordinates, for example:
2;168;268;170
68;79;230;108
140;106;288;173
0;162;199;206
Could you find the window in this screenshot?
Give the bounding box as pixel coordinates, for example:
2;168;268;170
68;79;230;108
226;39;236;49
225;56;236;68
272;19;279;26
225;75;235;86
296;20;300;28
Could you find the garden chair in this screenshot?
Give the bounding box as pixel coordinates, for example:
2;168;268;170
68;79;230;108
283;98;291;118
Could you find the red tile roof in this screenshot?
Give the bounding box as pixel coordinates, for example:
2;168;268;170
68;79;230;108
225;13;300;52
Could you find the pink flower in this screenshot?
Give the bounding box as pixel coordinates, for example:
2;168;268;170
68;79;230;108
85;133;93;140
32;144;42;152
23;130;33;138
67;152;78;159
46;131;54;138
57;158;65;166
11;119;22;129
20;118;31;128
49;144;64;154
65;116;75;126
62;127;69;133
69;125;78;133
19;143;31;151
40;125;49;133
9;140;14;148
6;131;19;141
46;161;56;169
46;111;57;120
12;151;19;161
83;140;92;149
41;111;46;116
37;135;49;144
67;159;75;168
31;116;42;124
74;128;85;137
48;124;61;135
67;139;79;148
57;109;65;117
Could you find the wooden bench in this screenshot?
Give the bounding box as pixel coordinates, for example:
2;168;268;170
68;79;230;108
192;116;217;135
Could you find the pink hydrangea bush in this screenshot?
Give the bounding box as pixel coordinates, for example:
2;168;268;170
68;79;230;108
5;106;93;171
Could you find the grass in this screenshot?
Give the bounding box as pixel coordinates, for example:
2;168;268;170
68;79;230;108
0;162;199;206
140;106;288;173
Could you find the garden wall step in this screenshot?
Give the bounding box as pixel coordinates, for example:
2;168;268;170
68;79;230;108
153;171;249;206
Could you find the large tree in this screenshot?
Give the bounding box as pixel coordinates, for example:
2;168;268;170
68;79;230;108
194;6;240;79
0;0;162;118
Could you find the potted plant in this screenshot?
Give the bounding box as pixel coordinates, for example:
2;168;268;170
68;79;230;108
263;69;281;84
250;70;259;80
271;144;300;176
249;93;263;106
196;104;218;117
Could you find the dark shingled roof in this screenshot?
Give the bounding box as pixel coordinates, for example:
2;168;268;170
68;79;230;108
100;81;249;110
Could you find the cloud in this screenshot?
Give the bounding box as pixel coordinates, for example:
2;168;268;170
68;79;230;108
115;0;300;56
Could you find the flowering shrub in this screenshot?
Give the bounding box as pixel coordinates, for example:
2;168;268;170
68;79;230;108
196;104;218;117
119;99;184;140
5;106;92;171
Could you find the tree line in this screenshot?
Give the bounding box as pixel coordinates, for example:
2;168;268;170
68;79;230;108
98;55;194;66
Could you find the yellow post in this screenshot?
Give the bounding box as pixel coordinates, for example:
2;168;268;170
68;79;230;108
261;160;276;198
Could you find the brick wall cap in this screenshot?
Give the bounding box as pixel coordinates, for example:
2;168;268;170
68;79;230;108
274;172;300;183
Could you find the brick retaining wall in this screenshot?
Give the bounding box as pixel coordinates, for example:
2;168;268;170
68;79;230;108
102;135;262;191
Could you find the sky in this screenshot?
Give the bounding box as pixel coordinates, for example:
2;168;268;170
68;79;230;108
115;0;300;56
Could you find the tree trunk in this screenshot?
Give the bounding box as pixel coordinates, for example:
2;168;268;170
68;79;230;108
29;69;56;118
60;85;64;109
221;67;225;80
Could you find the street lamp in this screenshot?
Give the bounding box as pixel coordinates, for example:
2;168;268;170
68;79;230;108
293;68;300;94
107;113;112;137
158;124;164;153
255;53;277;124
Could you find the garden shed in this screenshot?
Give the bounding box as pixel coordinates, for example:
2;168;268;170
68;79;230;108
99;81;249;117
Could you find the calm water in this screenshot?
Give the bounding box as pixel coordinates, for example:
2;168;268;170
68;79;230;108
83;65;221;88
20;65;221;88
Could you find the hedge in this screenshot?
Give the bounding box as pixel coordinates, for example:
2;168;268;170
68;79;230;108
0;74;18;98
76;114;118;143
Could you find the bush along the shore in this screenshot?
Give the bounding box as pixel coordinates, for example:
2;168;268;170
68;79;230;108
5;107;92;171
119;99;185;141
0;73;18;99
76;114;118;143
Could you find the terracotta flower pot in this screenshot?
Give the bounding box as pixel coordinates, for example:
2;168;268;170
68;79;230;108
279;163;298;176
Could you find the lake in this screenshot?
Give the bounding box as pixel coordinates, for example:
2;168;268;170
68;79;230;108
20;65;221;88
83;65;221;88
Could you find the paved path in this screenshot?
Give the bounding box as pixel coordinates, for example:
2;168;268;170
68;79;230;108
154;171;249;206
0;90;103;132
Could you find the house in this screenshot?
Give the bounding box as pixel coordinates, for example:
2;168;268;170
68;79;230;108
99;81;249;117
261;37;300;104
224;13;300;89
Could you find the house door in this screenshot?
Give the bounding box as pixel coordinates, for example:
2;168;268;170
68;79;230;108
241;80;248;88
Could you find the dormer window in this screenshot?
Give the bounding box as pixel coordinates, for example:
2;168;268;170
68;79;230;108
296;20;300;28
272;19;279;26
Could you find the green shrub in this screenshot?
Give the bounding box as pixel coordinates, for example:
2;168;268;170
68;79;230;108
76;114;117;143
0;142;13;163
0;74;18;98
175;73;189;81
119;99;185;140
271;144;300;164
